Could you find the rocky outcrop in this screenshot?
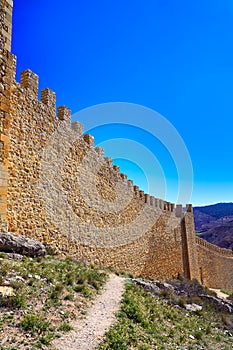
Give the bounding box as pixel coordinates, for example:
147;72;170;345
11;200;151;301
132;278;233;314
0;232;46;257
199;294;233;314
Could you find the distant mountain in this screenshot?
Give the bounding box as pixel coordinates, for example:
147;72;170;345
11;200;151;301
193;203;233;251
194;202;233;221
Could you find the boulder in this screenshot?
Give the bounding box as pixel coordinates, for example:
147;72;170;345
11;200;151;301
185;303;202;312
0;232;46;257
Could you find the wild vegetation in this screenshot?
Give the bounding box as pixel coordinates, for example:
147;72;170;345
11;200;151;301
99;279;233;350
0;253;107;349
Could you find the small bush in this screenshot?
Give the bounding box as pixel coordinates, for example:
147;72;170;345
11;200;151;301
0;263;9;276
73;284;85;292
178;297;186;308
65;273;74;286
39;333;54;345
82;286;92;297
64;293;74;301
58;322;73;332
9;280;24;290
10;292;27;309
190;296;202;305
21;313;49;335
54;284;64;293
194;330;203;340
73;284;91;297
205;324;211;334
121;294;143;324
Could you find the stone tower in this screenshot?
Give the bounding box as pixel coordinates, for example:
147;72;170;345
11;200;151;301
0;0;13;51
0;0;15;230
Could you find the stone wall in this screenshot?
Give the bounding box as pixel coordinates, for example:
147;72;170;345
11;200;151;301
196;237;233;291
0;0;233;290
4;66;184;277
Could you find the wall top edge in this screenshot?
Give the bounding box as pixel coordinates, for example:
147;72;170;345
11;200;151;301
4;0;13;7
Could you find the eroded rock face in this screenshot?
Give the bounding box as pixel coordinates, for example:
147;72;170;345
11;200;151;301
0;232;46;257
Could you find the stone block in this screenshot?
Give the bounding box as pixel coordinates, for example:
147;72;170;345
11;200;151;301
120;173;127;180
95;147;104;157
83;133;94;147
41;88;56;111
71;121;84;135
104;157;112;166
58;105;71;124
186;204;193;213
20;69;38;98
113;165;120;173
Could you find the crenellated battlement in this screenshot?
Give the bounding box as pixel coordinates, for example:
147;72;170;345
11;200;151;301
113;165;120;173
7;63;195;218
57;105;71;123
83;133;94;146
72;121;84;135
120;173;127;180
41;88;56;111
20;69;39;98
196;236;233;257
104;157;112;166
95;146;104;157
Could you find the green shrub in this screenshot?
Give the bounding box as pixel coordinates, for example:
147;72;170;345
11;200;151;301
39;333;54;345
10;292;27;309
73;284;91;297
178;297;186;307
58;322;73;332
194;330;203;340
21;313;49;335
64;293;74;301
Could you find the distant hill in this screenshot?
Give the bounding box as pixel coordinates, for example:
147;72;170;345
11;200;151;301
194;202;233;221
193;203;233;251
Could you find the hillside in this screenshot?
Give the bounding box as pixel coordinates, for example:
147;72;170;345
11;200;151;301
99;278;233;350
194;203;233;221
193;203;233;250
0;253;108;349
194;203;233;232
0;253;233;350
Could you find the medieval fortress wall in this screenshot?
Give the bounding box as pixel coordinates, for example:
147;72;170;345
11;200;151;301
0;0;233;290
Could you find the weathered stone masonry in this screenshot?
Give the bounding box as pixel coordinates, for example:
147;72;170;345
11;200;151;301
0;0;233;291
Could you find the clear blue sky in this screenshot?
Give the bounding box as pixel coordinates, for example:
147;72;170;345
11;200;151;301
12;0;233;206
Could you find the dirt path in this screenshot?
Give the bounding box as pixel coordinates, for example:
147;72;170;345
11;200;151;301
52;274;125;350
